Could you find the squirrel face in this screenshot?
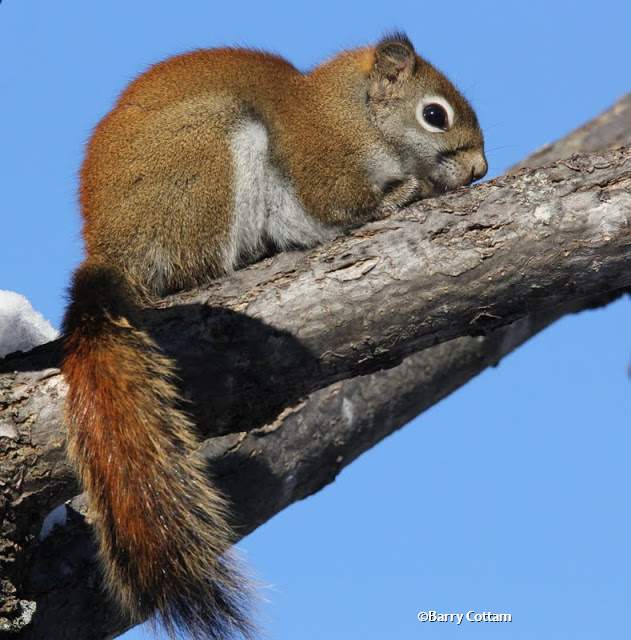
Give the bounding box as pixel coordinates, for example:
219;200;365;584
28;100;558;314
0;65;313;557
367;34;487;195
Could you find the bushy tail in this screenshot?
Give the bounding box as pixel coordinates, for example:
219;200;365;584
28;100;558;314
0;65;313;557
62;262;253;639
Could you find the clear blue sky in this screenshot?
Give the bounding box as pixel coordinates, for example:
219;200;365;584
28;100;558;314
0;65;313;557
2;2;630;638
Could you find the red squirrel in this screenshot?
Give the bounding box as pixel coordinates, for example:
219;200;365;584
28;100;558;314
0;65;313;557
62;33;486;638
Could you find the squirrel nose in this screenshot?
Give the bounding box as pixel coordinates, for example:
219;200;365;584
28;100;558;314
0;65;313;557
466;153;488;185
472;153;488;182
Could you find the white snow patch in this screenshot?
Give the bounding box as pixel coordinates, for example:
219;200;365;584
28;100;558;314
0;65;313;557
0;290;58;358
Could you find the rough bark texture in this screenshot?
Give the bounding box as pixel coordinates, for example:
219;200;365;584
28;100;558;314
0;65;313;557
1;94;630;639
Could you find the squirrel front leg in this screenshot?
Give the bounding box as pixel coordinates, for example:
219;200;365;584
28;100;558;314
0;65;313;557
376;176;433;217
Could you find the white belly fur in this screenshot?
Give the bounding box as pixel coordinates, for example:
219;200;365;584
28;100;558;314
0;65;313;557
227;119;338;271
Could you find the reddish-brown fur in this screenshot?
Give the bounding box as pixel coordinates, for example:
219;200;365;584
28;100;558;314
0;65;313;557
62;264;251;638
79;48;384;296
62;34;485;639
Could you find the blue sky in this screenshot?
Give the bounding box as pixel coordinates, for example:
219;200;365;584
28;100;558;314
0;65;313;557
1;1;630;638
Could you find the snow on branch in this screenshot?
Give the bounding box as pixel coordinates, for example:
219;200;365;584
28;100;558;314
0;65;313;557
0;291;57;358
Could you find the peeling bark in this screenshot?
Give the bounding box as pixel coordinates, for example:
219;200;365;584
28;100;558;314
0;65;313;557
0;94;630;639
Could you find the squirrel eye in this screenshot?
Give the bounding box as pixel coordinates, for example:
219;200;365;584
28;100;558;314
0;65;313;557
417;95;454;133
423;104;448;130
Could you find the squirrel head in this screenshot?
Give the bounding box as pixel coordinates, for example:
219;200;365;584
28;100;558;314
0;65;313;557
367;33;487;194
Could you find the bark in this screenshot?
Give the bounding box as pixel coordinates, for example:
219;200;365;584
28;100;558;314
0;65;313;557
0;94;630;639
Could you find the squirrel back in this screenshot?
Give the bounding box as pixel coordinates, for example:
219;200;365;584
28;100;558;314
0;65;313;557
63;33;486;638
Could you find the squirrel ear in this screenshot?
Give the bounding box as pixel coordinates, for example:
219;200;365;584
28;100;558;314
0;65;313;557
373;33;416;84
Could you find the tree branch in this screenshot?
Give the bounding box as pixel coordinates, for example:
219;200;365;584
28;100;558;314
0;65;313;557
1;95;630;639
